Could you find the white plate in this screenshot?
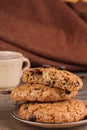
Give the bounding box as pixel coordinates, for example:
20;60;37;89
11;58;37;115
11;100;87;128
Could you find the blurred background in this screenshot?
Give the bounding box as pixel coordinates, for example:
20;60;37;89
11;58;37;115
0;0;87;71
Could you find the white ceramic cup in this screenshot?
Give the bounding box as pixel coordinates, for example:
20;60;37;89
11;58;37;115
0;51;30;89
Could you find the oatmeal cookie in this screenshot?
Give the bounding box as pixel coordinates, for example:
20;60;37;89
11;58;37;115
22;67;83;91
11;83;78;102
18;99;87;123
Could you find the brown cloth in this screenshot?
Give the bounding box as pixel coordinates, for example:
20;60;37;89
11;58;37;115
0;0;87;71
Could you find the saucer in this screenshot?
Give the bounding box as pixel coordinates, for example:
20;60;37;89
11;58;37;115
11;100;87;128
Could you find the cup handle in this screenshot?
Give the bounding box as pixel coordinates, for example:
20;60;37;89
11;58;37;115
22;57;30;71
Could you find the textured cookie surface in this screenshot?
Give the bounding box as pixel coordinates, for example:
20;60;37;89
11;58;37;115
22;67;83;91
18;99;87;123
11;83;78;102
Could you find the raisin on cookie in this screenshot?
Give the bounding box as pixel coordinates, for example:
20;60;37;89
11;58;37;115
22;67;83;91
11;83;78;102
18;99;87;123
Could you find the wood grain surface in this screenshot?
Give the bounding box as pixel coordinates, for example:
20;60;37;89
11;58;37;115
0;73;87;130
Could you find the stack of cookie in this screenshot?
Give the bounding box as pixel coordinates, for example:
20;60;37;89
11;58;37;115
11;67;87;123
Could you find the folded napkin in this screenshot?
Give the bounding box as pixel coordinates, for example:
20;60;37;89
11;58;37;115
0;0;87;71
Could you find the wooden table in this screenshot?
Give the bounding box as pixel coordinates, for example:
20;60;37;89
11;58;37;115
0;73;87;130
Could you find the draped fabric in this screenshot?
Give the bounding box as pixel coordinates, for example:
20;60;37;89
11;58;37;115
0;0;87;71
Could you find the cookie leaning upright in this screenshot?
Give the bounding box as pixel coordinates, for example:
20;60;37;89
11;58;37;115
22;67;83;92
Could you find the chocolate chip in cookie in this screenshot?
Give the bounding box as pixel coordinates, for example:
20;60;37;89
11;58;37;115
65;90;71;95
31;69;42;75
29;115;36;122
